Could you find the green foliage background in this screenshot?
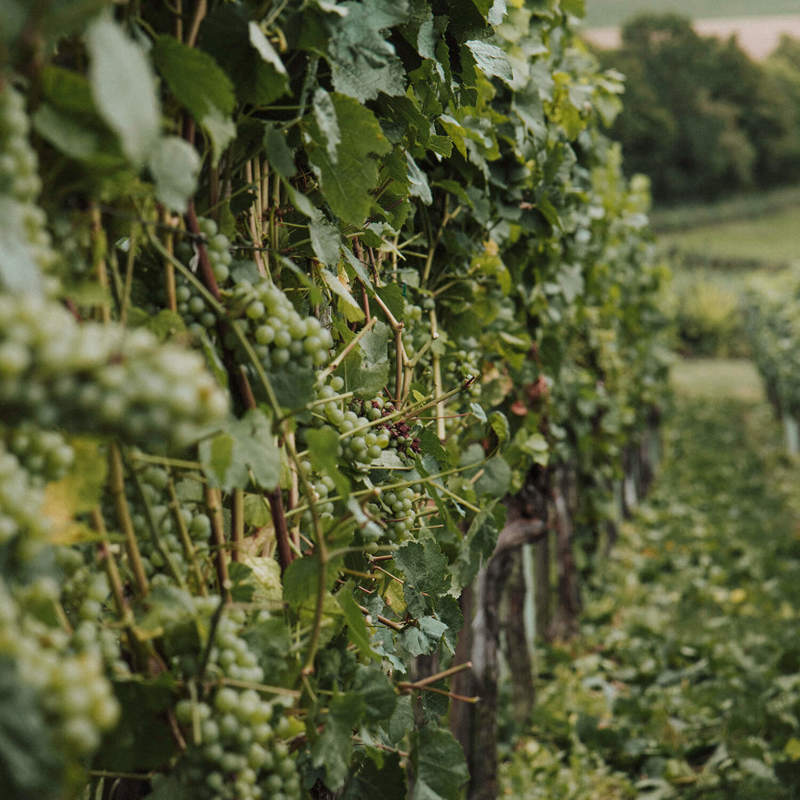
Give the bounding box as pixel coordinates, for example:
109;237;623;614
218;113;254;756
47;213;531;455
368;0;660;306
597;14;800;204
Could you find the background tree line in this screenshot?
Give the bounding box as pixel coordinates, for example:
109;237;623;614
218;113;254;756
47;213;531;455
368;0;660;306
595;13;800;204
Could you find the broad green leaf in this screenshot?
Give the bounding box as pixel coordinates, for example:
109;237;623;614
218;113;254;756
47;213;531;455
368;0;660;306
342;752;405;800
406;152;432;205
263;123;296;179
270;365;316;410
306;426;351;499
32;103;100;160
283;554;322;610
148;136;200;213
327;0;409;102
352;665;397;722
343;248;377;296
306;93;391;226
419;428;449;471
152;36;235;117
248;21;288;76
40;65;95;113
147;775;194;800
0;198;43;294
309;216;341;267
86;16;160;165
395;538;449;596
199;409;279;491
341;320;391;397
475;455;511;498
152;35;235;164
336;582;375;660
410;726;469;800
312;692;366;790
321;268;365;322
313;88;340;162
456;501;501;586
465;39;513;85
200;6;289;106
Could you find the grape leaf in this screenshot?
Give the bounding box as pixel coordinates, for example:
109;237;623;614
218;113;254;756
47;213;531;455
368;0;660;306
309;216;341;267
148;136;200;213
336;583;375;660
313;88;340;162
352;664;397;722
200;6;289;106
342;752;405;800
410;726;469;800
32;103;101;161
406;151;432;204
263;122;296;178
326;0;409;102
306;93;392;225
465;39;513;85
306;426;351;499
199;409;279;491
85;16;160;165
341;320;390;397
395;539;449;596
475;455;511;498
312;692;366;790
152;35;235;164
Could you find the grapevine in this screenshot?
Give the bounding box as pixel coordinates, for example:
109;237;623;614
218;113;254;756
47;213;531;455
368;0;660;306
0;3;668;799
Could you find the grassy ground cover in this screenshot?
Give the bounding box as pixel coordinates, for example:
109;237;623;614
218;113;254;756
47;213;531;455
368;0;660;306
583;1;800;27
500;360;800;798
661;205;800;267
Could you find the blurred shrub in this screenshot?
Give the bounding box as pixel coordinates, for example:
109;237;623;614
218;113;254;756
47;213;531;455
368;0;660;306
596;15;800;204
668;270;748;357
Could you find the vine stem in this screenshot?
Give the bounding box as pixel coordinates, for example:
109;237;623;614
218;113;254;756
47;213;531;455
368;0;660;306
90;204;111;323
398;660;472;689
92;508;131;622
147;216;327;677
318;316;377;381
185;0;206;48
269;488;294;573
168;479;207;595
205;486;230;601
232;488;244;563
357;603;404;631
109;443;149;597
162;208;177;312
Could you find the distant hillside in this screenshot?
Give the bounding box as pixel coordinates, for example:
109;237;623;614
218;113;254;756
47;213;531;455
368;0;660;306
583;0;800;28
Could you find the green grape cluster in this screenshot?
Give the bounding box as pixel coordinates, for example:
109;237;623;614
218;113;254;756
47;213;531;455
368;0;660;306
444;342;482;402
226;278;333;373
60;557;110;623
164;601;301;800
0;581;119;760
4;423;74;486
0;441;45;546
124;464;212;583
365;484;420;543
0;85;57;275
174;218;233;335
0;294;228;448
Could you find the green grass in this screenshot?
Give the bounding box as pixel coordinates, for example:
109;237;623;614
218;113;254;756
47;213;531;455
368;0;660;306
661;204;800;266
671;358;764;402
502;391;800;798
583;0;800;27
